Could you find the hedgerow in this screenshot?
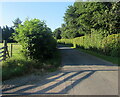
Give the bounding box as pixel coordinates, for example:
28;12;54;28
102;34;120;56
57;39;73;45
58;33;120;57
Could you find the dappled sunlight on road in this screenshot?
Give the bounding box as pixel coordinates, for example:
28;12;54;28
62;65;118;71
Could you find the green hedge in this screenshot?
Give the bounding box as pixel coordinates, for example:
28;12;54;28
74;33;103;50
102;34;120;56
58;33;120;57
57;39;73;45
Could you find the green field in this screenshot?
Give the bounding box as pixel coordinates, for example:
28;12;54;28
0;43;22;59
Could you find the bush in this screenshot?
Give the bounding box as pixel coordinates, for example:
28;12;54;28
13;18;57;61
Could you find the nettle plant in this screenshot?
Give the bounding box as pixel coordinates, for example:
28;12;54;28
13;18;57;61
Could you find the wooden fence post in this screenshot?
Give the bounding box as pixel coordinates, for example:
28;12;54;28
10;44;12;57
3;40;7;60
0;27;2;42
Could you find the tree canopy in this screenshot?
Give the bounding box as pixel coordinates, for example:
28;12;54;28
12;18;22;28
59;2;120;39
52;28;62;39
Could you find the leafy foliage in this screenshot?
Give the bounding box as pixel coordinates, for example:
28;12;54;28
60;2;120;39
58;33;120;57
58;38;73;45
102;34;120;56
13;18;57;61
58;2;120;58
52;28;62;39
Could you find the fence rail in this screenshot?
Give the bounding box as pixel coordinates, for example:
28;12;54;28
0;40;9;62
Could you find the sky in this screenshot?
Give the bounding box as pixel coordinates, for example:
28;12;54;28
0;2;74;31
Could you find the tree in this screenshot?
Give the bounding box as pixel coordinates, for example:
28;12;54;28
63;5;82;38
12;18;22;28
13;18;57;61
108;1;120;34
2;25;15;42
75;2;119;36
52;28;62;39
62;2;120;39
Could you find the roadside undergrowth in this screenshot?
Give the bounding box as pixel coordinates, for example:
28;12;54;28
2;49;61;81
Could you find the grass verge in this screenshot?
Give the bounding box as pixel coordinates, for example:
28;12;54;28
2;48;61;81
76;48;119;65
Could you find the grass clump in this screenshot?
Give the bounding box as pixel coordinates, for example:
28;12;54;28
2;57;34;80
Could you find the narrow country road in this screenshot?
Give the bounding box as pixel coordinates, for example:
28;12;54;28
2;46;118;96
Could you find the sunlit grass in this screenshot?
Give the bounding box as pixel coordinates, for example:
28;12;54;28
0;43;22;57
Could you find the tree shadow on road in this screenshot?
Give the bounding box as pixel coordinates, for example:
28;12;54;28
2;68;118;95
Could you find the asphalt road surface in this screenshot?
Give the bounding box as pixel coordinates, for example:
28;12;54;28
2;46;118;96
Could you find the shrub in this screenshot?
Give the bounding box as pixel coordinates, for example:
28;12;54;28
13;18;57;61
